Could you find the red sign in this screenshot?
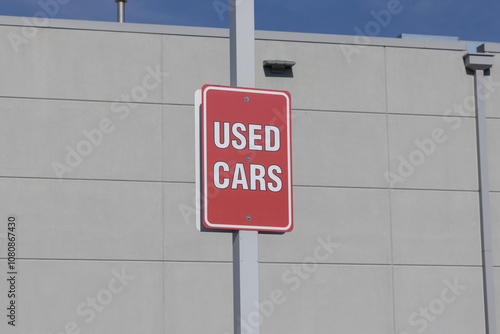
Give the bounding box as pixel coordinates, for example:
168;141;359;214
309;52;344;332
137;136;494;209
197;85;293;232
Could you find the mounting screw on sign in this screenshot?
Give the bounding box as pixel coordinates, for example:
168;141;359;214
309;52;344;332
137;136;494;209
194;85;293;232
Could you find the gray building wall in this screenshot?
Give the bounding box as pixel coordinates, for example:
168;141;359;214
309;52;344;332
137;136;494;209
0;16;498;334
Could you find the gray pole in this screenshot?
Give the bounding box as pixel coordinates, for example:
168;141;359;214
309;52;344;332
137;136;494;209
116;0;127;23
233;231;260;334
475;69;497;334
229;1;260;334
464;52;497;334
230;0;256;88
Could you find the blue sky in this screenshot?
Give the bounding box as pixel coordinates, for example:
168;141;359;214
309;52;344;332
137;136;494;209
2;0;500;43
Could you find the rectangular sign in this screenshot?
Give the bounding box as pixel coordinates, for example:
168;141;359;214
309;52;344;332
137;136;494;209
195;85;293;232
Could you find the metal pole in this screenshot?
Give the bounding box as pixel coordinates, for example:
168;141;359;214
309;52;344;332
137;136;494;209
229;1;259;334
116;0;127;23
233;231;260;334
474;70;497;334
230;0;255;88
464;52;497;334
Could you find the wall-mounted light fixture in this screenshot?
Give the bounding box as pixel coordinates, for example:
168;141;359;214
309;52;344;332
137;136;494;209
263;60;296;75
464;53;494;71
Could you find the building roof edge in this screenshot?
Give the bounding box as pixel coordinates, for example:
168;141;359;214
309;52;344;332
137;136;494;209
1;15;496;52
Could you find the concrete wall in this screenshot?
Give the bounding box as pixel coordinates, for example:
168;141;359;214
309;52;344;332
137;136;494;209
0;17;497;334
